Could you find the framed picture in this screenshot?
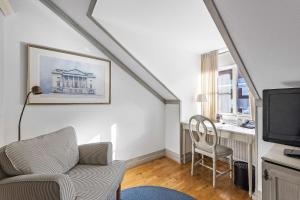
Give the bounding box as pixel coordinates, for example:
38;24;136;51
27;44;111;104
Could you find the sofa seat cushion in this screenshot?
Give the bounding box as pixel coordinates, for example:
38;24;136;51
67;161;126;200
5;127;79;175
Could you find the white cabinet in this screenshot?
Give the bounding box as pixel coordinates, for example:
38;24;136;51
262;161;300;200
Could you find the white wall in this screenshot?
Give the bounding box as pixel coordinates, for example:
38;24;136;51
165;104;180;158
1;0;166;161
0;13;4;147
95;22;202;122
218;51;234;67
256;107;273;191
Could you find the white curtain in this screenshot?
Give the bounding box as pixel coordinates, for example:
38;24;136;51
201;51;218;121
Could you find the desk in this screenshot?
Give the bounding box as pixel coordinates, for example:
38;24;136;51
181;122;255;197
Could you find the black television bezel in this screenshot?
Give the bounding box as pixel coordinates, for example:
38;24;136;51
263;88;300;147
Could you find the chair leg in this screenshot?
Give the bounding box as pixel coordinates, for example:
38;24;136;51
191;148;195;176
229;154;233;180
201;154;204;165
116;184;121;200
212;157;216;188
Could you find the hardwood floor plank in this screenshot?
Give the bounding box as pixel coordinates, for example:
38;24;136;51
122;157;251;200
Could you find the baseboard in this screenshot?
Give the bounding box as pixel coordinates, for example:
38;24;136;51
252;190;262;200
125;149;165;169
165;149;181;163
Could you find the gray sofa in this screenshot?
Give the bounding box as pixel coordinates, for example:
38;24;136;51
0;127;126;200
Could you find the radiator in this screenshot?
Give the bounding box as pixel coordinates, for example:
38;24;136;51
183;130;256;166
220;138;256;166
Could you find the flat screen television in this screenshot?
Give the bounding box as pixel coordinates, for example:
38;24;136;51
263;88;300;147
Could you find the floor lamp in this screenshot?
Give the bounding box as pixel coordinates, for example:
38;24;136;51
196;94;207;115
18;86;42;141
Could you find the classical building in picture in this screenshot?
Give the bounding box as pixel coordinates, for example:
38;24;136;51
52;69;96;95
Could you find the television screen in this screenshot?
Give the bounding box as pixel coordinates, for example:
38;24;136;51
263;88;300;147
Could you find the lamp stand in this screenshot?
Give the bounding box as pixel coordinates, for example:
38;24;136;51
201;102;206;116
18;91;32;141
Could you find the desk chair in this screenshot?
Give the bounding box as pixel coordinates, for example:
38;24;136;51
189;115;233;188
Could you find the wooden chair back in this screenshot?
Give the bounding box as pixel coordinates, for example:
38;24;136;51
189;115;218;151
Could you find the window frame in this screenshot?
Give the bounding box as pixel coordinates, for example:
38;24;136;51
217;64;251;118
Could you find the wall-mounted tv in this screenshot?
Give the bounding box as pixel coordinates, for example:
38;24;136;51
263;88;300;147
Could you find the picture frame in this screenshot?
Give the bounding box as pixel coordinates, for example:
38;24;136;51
27;44;111;104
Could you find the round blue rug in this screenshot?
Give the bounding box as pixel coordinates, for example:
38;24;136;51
119;186;195;200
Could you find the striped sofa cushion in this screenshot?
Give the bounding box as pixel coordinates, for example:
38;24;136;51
67;160;126;200
4;127;79;175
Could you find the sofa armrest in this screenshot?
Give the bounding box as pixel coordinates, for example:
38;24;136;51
78;142;112;165
0;174;76;200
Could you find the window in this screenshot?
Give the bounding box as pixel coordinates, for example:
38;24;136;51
218;68;233;113
217;64;250;115
237;71;250;114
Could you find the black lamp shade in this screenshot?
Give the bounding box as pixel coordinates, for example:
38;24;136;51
31;86;42;95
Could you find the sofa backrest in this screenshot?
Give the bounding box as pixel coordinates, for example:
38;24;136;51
3;127;79;175
0;147;9;180
0;164;7;181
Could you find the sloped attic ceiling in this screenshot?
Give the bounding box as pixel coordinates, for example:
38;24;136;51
211;0;300;96
92;0;225;54
91;0;226;120
91;0;226;91
39;0;179;103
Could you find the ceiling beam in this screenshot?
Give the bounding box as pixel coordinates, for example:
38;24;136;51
0;0;14;16
204;0;261;100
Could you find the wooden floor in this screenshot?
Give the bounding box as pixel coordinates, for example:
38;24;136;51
122;157;251;200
